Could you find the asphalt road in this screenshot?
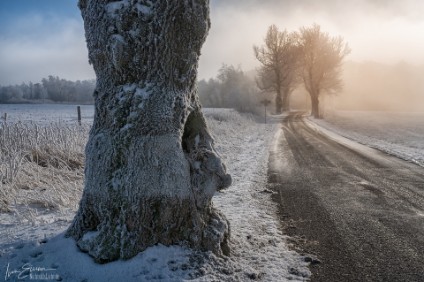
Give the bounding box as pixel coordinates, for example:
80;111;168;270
268;112;424;282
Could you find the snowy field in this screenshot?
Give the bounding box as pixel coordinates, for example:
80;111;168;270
0;106;310;281
311;111;424;167
0;104;94;125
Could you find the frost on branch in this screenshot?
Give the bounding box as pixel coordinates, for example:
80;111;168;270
66;0;231;263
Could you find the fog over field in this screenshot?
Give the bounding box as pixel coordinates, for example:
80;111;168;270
335;61;424;112
290;61;424;113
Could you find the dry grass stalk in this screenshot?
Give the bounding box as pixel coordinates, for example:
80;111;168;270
0;121;89;215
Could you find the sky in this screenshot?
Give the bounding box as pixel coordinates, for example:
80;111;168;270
1;0;424;85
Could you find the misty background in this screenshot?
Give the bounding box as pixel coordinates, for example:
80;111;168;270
1;0;424;111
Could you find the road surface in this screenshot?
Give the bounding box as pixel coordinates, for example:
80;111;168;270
268;112;424;281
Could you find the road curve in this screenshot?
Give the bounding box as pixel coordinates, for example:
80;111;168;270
268;112;424;282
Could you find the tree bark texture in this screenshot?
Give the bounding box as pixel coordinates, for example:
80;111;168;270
67;0;231;263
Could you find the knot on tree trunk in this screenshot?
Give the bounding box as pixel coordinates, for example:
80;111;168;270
183;111;232;198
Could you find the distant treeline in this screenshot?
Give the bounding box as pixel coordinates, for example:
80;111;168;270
1;68;264;113
198;65;262;114
0;76;95;104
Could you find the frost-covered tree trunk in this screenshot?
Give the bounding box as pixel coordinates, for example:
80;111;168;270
282;89;290;112
310;92;320;118
67;0;231;263
275;90;283;114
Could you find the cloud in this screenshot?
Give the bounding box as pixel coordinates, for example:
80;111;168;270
2;1;424;84
0;14;94;85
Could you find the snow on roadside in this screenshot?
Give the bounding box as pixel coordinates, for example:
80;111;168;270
204;109;310;281
310;111;424;167
0;109;310;281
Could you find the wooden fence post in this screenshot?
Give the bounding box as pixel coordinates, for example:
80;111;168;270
77;106;81;125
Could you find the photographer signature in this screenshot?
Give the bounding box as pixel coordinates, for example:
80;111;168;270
5;263;57;281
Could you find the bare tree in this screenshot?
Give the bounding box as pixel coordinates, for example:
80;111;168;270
254;25;300;114
299;24;350;118
67;0;231;263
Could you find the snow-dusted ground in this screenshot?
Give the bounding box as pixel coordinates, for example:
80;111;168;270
0;108;310;281
310;111;424;167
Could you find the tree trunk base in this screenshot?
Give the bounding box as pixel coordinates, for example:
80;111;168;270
67;195;230;263
67;119;231;263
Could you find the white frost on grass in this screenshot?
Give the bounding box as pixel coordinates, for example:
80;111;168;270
310;111;424;166
0;108;310;281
